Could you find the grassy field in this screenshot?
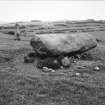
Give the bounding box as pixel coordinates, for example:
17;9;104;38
1;21;105;105
0;20;105;35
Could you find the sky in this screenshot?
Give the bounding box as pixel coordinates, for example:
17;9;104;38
0;1;105;23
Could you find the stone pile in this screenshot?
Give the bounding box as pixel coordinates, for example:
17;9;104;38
25;33;97;71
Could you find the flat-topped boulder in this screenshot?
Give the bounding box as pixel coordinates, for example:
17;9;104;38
30;33;97;56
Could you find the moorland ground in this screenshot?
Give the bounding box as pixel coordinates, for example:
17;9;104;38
1;21;105;105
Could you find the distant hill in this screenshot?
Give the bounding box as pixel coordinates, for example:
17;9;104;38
0;19;105;36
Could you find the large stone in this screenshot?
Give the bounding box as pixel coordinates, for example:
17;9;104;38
30;33;97;56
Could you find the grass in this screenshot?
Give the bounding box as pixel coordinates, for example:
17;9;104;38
1;69;105;105
1;25;105;104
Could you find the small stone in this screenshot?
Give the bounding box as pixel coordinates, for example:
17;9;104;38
53;60;58;64
77;55;81;59
61;57;71;67
48;68;53;71
60;66;63;69
94;66;100;71
51;70;55;72
42;67;50;72
43;67;48;69
73;60;77;63
75;72;80;76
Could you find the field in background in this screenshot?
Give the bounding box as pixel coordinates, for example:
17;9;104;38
0;20;105;35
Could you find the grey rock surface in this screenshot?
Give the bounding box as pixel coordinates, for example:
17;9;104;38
30;33;97;56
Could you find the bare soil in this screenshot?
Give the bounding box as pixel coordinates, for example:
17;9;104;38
1;31;105;105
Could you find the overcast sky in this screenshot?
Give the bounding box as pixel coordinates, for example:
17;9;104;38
0;1;105;23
